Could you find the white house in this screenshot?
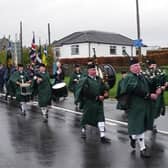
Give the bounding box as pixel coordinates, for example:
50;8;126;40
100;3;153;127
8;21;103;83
52;30;147;59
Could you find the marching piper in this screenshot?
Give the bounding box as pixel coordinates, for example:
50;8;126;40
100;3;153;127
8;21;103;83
119;59;158;158
142;59;168;132
75;61;111;143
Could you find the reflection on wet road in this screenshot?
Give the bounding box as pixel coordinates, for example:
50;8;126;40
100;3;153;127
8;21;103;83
0;96;168;168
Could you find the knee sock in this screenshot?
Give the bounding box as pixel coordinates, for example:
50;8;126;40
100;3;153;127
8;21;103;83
20;102;26;112
131;135;137;140
98;122;105;138
137;133;146;151
41;107;47;115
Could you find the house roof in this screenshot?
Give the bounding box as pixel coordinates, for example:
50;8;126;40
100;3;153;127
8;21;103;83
52;30;134;47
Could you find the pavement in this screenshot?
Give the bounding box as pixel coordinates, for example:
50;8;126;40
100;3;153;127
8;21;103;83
0;93;168;168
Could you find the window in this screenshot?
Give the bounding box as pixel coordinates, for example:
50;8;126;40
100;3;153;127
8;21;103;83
55;47;60;57
71;45;79;55
122;46;126;55
110;46;116;55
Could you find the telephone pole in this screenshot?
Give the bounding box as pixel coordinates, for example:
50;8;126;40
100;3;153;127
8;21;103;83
136;0;142;62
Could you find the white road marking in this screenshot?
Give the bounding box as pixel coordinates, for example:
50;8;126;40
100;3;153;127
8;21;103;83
1;94;168;135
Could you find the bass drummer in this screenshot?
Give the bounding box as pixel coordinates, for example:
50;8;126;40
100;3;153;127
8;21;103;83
52;61;68;101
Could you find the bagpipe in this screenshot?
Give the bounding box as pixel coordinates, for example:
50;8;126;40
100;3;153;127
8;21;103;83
140;59;168;90
91;48;116;89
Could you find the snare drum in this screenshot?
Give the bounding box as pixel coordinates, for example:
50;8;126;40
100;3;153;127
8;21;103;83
52;82;68;99
20;83;32;96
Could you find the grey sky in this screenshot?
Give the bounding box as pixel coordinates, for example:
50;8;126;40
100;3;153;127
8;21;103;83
0;0;168;47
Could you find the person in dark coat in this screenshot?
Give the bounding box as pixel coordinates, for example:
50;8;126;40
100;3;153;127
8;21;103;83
75;62;111;143
0;63;5;92
143;59;168;133
52;61;68;101
119;59;158;158
4;65;17;100
34;63;52;122
68;64;85;111
10;64;32;115
116;70;128;118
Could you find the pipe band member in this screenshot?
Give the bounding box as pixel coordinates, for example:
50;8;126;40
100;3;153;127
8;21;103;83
10;64;31;115
119;59;157;158
75;61;111;143
142;60;168;133
52;61;68;101
34;63;52;122
68;64;85;111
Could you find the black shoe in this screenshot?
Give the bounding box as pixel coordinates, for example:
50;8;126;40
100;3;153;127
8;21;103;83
129;136;136;149
100;137;111;144
140;148;151;158
152;125;158;134
75;105;79;111
43;117;48;123
22;111;26;116
5;95;8;101
81;131;86;139
45;113;48;118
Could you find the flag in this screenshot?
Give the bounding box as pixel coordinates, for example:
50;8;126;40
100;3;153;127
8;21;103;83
42;45;48;65
29;33;36;62
6;41;12;67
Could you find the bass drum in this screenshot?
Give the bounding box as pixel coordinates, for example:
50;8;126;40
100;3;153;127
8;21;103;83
98;64;116;89
52;82;68;101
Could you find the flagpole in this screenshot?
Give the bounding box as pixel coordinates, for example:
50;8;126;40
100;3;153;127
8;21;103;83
14;33;18;65
20;21;23;64
39;37;41;46
48;23;51;46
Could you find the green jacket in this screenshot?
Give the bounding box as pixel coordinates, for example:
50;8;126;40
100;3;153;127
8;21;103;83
75;76;108;127
36;72;52;107
120;72;153;135
144;68;167;118
10;71;31;102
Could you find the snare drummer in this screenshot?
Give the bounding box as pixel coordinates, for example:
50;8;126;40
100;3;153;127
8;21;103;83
34;63;52;122
10;64;32;115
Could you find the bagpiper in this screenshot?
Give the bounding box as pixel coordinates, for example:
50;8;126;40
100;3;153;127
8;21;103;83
119;59;158;158
142;59;168;132
75;61;111;143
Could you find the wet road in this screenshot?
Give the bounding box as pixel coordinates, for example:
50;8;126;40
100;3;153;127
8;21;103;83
0;95;168;168
52;94;168;133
